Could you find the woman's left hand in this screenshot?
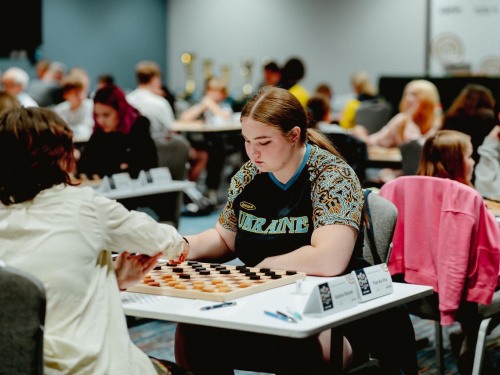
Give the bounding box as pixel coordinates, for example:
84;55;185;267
114;251;162;290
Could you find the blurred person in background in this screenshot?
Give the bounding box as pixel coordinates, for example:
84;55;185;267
441;84;496;166
78;85;157;179
1;67;38;107
339;72;377;130
54;69;94;142
354;80;441;147
127;61;175;137
28;61;66;107
279;57;309;108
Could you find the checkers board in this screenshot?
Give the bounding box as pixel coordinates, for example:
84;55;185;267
126;261;306;302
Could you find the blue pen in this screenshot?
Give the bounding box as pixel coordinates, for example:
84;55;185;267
264;310;297;323
200;301;236;311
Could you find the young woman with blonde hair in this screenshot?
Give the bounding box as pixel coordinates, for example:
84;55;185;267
357;79;441;147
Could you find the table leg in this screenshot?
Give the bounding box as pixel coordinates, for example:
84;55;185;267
330;327;344;374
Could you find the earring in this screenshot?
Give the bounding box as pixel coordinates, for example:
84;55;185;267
292;141;296;146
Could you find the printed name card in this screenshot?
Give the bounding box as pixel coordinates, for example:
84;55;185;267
303;275;358;317
97;173;132;193
148;167;172;186
351;263;393;302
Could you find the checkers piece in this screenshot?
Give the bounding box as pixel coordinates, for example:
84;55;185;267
271;274;282;279
265;271;276;277
187;261;198;265
128;261;306;302
235;265;246;270
259;268;271;273
286;270;297;275
209;264;221;268
154;266;162;270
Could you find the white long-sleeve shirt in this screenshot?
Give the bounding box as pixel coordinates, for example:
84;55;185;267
0;184;184;374
127;88;174;136
475;136;500;198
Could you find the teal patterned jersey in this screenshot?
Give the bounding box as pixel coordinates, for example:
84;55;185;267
219;143;363;266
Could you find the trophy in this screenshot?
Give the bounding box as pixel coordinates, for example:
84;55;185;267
221;64;231;89
181;52;196;97
202;59;213;90
240;58;254;98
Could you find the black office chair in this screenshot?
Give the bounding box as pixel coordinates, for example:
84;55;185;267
324;132;368;182
399;139;423;176
134;133;191;227
0;263;46;375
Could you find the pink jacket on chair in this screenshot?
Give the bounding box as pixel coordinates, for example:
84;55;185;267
379;176;500;325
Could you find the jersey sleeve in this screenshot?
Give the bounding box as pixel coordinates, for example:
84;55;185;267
310;158;363;230
219;161;257;232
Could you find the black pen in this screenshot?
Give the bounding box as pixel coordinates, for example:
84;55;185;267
200;301;237;311
276;310;297;323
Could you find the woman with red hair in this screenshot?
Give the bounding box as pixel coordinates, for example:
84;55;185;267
78;85;157;178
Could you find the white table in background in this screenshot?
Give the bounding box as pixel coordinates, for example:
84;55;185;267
95;180;194;200
122;279;433;373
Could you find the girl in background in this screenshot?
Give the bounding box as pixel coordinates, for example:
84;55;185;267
355;80;441;147
416;129;475;186
78;84;157;179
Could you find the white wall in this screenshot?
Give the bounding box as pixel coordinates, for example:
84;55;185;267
166;0;428;99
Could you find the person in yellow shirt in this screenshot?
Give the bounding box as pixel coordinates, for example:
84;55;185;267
339;71;378;130
280;57;310;108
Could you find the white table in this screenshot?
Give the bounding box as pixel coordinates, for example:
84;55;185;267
172;120;241;133
122;278;433;373
95;180;194;200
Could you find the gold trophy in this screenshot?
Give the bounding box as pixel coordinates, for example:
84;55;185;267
181;52;196;97
240;58;253;98
202;59;213;90
221;64;231;89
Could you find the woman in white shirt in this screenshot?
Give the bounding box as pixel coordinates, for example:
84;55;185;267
0;107;189;375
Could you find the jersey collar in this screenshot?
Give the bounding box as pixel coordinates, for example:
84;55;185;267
269;143;311;191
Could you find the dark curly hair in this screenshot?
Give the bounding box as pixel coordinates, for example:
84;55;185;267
0;107;75;205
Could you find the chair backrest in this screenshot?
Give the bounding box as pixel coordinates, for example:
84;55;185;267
324;132;368;182
399;139;423;176
355;99;393;134
154;133;190;180
362;191;398;265
153;134;191;227
0;262;46;375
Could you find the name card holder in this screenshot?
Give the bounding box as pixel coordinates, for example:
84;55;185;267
351;263;393;303
146;167;172;186
303;275;358;317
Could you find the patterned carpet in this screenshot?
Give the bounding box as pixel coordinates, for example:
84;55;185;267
129;316;500;374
